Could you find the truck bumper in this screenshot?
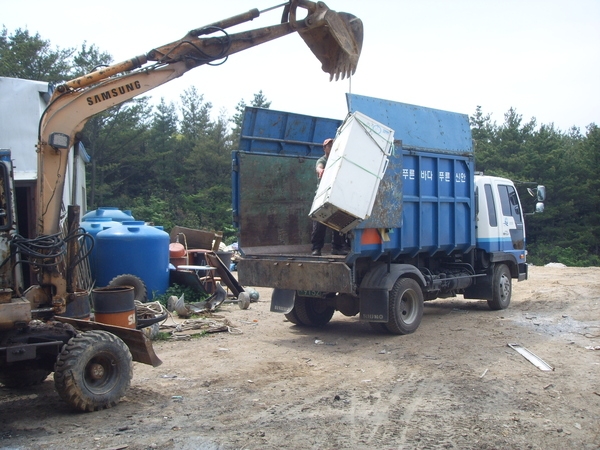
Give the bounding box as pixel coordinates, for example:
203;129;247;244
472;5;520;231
518;262;528;281
238;257;355;294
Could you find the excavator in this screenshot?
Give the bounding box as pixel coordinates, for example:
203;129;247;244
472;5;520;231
0;0;363;411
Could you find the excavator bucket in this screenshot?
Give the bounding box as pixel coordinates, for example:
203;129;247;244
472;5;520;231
288;1;364;81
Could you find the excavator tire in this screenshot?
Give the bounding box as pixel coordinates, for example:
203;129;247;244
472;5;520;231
54;330;132;412
108;274;147;303
0;365;51;388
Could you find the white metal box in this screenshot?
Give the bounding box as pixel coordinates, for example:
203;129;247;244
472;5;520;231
309;111;394;232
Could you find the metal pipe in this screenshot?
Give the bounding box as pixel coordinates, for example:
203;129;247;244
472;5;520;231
188;9;261;37
57;55;148;92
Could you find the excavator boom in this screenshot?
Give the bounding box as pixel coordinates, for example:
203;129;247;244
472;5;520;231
59;0;362;92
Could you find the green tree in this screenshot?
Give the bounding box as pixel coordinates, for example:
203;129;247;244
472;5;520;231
471;105;599;266
1;27;112;83
82;99;152;208
0;27;72;82
70;42;113;78
146;98;180;193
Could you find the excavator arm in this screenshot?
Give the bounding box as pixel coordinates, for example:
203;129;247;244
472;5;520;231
34;0;363;312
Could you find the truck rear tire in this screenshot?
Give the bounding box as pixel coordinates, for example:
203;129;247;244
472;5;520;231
385;278;424;335
284;307;302;325
487;264;511;310
293;295;335;327
54;330;132;412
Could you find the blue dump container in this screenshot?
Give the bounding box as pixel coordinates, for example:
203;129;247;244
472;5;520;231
235;95;474;262
94;221;170;298
81;217;121;279
83;207;135;222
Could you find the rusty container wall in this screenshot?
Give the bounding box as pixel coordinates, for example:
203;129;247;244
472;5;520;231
233;107;341;255
233;152;315;253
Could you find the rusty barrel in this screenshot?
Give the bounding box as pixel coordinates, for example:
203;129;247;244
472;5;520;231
60;289;92;320
92;285;136;328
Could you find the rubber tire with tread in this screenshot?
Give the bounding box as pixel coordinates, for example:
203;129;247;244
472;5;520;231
293;295;335;327
108;274;148;303
487;263;511;310
54;330;132;412
385;277;424;335
284;306;303;325
0;366;51;388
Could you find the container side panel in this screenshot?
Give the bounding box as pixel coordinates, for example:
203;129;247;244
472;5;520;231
400;201;420;255
239;107;342;157
346;94;473;154
357;150;403;229
353;150;474;258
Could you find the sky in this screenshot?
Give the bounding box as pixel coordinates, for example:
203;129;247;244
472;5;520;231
3;0;599;131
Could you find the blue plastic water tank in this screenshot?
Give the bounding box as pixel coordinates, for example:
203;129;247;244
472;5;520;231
94;221;170;298
81;218;121;280
83;207;135;223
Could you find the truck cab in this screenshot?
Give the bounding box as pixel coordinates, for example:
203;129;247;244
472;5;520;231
474;174;527;281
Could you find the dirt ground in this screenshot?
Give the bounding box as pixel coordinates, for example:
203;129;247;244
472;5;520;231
1;265;599;450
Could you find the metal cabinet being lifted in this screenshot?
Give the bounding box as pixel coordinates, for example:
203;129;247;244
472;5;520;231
309;111;395;233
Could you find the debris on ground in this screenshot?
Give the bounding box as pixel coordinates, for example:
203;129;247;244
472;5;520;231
159;315;242;340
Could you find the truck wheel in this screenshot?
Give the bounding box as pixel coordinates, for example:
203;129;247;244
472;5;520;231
284;307;303;325
487;264;511;310
108;274;147;303
54;330;132;412
386;278;424;335
294;295;335;327
0;366;51;388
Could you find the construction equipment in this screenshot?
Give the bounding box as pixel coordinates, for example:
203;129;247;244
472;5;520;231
0;1;363;411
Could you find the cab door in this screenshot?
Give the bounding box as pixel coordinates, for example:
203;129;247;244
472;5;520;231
497;183;525;250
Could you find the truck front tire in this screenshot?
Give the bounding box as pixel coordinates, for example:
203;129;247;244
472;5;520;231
487;264;512;310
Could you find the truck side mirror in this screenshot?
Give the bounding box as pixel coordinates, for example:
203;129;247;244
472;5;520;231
526;185;546;215
536;185;546;202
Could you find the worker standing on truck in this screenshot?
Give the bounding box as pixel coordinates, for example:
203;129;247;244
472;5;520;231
311;138;348;256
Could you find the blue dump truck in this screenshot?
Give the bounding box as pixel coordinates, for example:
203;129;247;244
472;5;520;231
233;94;545;334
